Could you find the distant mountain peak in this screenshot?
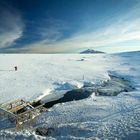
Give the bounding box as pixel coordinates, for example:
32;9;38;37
80;49;104;54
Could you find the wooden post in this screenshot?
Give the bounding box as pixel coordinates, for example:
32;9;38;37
16;117;20;129
83;75;84;80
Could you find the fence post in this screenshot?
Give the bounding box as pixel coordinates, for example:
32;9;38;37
16;117;20;129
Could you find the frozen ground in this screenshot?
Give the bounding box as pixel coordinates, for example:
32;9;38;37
0;52;140;139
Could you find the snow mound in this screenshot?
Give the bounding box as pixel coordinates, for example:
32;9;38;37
55;82;78;90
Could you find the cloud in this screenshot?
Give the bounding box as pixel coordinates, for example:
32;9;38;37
0;5;24;49
5;1;140;53
39;18;68;40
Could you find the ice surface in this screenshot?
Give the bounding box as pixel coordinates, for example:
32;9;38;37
0;52;140;139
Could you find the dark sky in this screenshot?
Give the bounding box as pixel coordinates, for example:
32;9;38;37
0;0;140;53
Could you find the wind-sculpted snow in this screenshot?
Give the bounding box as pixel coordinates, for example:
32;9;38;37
0;54;112;104
0;52;140;139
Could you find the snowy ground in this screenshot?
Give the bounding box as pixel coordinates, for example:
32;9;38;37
0;52;140;139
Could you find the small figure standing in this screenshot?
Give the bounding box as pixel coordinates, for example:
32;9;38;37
14;66;17;71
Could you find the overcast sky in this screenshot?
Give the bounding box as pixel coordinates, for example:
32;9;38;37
0;0;140;53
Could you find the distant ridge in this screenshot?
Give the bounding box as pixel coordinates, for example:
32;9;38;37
80;49;104;54
117;50;140;54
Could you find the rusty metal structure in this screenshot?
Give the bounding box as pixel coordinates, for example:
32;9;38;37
0;99;47;128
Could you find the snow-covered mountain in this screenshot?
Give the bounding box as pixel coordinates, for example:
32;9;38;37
80;49;104;54
0;52;140;139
